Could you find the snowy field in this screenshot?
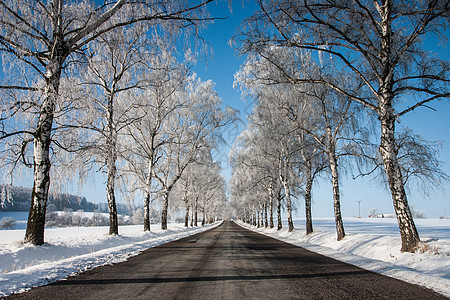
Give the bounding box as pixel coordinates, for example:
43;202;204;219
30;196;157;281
0;216;221;297
237;217;450;297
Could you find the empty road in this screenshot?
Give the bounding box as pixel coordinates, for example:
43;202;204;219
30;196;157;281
8;221;446;299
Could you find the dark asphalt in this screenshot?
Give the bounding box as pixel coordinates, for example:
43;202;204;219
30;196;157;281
7;221;447;299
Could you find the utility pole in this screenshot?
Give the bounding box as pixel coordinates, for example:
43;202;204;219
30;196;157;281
357;201;362;218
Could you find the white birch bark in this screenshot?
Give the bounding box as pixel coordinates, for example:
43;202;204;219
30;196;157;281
268;187;274;228
304;159;314;235
143;158;154;232
326;126;345;241
376;1;419;251
263;201;268;228
25;59;63;245
194;197;198;226
379;104;419;251
161;190;169;230
281;179;294;232
106;93;119;235
236;0;449;252
276;189;282;230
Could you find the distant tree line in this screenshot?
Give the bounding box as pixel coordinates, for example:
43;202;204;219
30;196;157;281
0;185;96;212
0;217;16;230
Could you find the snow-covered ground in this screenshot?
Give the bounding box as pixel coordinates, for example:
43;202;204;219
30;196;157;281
237;217;450;297
0;218;221;297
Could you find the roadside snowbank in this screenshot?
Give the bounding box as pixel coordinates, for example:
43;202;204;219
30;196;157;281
0;222;221;297
236;217;450;297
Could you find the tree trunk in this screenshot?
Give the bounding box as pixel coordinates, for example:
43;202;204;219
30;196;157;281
184;202;190;227
305;160;314;235
327;142;345;241
269;189;274;228
194;197;198;226
257;208;260;228
143;159;153;232
280;165;294;232
25;59;62;245
202;209;205;226
106;161;119;235
277;190;282;230
161;191;169;230
283;184;294;232
143;191;151;232
261;209;263;227
182;180;189;227
264;202;268;228
106;91;119;235
190;208;194;227
379;105;419;252
376;0;419;252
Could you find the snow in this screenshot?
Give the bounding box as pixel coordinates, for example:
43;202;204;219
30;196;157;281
0;219;221;297
237;217;450;297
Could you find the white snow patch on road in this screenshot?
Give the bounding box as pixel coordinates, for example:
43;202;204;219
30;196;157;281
236;217;450;298
0;222;221;297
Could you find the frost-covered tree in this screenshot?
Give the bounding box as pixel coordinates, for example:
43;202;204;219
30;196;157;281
285;81;365;240
0;217;16;230
153;74;235;230
230;134;286;230
229;127;280;229
235;54;329;235
230;100;303;232
177;168;192;227
123;51;191;232
181;150;227;226
66;22;156;235
0;0;215;245
0;185;13;209
237;0;449;252
0;187;5;208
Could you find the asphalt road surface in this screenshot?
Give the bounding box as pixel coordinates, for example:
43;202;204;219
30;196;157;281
8;221;447;299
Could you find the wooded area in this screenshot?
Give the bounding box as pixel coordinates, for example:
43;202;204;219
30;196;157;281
0;0;233;244
0;0;448;253
231;0;449;252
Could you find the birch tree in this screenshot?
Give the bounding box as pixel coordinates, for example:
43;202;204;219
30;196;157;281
230;102;302;232
237;0;449;252
178;167;192;227
186;151;227;226
154;74;235;230
69;22;156;235
123;51;191;231
235;54;328;235
0;0;214;245
257;102;300;232
230;126;280;229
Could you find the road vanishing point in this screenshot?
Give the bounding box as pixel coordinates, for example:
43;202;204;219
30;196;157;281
7;221;447;299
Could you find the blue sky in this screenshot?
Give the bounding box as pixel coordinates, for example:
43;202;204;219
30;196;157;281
191;1;257;174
